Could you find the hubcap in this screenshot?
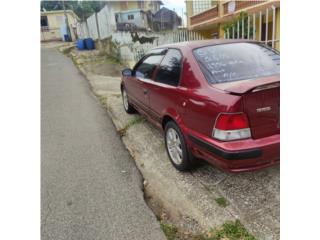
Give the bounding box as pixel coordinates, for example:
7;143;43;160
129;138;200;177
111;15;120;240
123;89;129;111
166;128;183;165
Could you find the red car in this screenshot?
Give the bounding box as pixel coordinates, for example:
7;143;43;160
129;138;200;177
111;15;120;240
120;40;280;173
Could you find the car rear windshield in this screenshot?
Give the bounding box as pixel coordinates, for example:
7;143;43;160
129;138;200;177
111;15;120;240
193;43;280;84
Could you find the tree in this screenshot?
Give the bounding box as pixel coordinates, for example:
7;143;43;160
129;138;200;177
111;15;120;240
222;11;253;39
40;1;106;21
40;1;63;11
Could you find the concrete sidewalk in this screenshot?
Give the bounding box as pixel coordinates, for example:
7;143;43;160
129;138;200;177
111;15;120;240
65;47;280;240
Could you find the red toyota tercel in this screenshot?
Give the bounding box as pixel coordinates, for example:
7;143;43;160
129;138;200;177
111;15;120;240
120;40;280;173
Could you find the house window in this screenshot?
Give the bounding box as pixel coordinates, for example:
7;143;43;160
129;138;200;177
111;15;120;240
41;16;48;27
41;16;49;31
193;0;212;15
138;1;144;9
128;14;134;20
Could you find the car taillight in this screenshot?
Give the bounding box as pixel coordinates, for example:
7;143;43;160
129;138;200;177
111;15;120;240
213;113;251;141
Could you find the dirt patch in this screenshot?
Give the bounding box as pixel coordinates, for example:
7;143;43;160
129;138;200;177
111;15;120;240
60;47;124;77
84;55;124;76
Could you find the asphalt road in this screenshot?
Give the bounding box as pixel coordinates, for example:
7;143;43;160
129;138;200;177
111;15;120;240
41;46;165;240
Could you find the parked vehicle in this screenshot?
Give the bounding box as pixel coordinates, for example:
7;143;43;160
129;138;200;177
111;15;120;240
120;40;280;172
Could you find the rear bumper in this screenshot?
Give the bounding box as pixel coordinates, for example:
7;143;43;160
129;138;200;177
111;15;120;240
189;135;262;160
186;130;279;173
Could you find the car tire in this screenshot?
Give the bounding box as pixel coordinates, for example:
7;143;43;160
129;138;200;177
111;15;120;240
164;121;196;171
121;87;135;114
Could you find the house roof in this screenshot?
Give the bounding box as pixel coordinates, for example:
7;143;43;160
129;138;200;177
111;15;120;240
115;9;147;15
41;10;80;21
153;7;182;23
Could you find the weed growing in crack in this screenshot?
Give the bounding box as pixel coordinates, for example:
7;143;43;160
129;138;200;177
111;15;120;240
106;55;121;64
160;142;166;150
71;56;78;66
215;197;228;208
62;47;72;55
98;96;108;107
206;220;255;240
160;221;178;240
118;116;145;137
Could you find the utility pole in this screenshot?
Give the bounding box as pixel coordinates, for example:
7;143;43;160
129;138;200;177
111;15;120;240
181;8;184;28
62;0;72;41
160;8;163;31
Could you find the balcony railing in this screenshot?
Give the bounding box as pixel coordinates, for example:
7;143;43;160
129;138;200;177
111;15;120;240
190;6;218;26
223;1;267;15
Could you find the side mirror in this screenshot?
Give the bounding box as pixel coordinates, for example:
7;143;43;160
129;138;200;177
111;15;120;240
122;68;133;77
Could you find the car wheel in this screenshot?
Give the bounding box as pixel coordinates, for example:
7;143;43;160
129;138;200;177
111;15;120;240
164;121;196;171
121;87;135;114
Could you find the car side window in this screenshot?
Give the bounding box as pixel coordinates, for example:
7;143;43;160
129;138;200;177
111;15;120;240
155;49;182;86
135;55;163;79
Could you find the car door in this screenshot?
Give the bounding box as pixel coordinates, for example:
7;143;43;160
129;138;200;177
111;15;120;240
146;49;184;124
130;51;165;114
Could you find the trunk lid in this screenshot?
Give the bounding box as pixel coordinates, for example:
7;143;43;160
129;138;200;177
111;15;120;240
213;75;280;139
212;75;280;95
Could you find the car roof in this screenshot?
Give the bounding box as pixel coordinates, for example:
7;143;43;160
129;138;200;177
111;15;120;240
154;39;259;51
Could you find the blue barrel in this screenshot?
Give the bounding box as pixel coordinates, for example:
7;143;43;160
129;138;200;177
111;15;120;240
84;38;95;50
76;39;85;50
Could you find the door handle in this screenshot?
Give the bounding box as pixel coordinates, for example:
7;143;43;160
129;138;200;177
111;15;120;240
143;89;148;95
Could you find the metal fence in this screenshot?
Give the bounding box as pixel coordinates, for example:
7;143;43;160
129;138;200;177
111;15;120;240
223;5;279;49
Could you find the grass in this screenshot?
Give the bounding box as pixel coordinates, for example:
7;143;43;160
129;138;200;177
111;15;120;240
98;96;108;107
215;197;228;208
61;46;73;55
158;219;254;240
91;56;107;64
118;116;145;137
89;54;122;67
160;142;166;150
71;56;78;66
105;54;121;64
160;221;178;240
111;93;121;98
205;220;256;240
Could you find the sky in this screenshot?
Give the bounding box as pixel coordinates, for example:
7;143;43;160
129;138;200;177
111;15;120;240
162;0;187;27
